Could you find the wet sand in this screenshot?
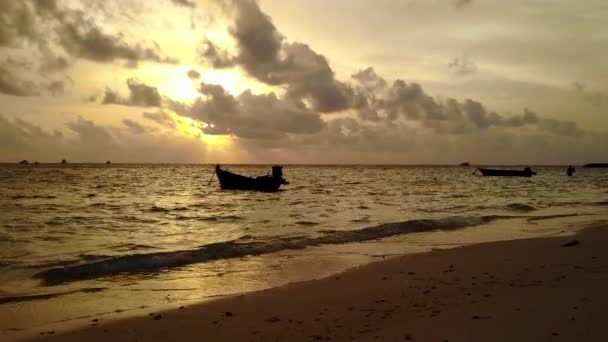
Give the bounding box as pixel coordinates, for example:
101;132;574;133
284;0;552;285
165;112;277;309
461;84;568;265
33;222;608;341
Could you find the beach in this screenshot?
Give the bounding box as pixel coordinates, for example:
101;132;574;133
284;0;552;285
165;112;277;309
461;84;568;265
32;220;608;341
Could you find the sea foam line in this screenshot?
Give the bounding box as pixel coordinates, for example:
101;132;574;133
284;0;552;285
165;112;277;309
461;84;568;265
34;215;500;285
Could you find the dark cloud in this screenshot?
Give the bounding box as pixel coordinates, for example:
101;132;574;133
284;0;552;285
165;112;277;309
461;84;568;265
348;67;583;137
448;56;478;76
170;0;196;8
122;119;147;134
454;0;474;8
187;69;201;80
0;0;177;67
0;1;39;47
143;111;176;128
538;118;583;137
57;21;178;66
573;82;607;107
47;81;65;96
352;67;387;93
101;79;162;107
170;82;325;140
204;0;352;113
0;61;66;97
0;65;40;96
198;40;235;68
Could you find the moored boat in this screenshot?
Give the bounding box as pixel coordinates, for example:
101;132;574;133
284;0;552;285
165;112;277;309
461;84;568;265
214;165;288;192
478;167;536;177
583;163;608;168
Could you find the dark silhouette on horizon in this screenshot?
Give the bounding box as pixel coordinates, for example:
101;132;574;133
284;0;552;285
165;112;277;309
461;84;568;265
567;165;575;176
214;165;288;192
478;167;537;177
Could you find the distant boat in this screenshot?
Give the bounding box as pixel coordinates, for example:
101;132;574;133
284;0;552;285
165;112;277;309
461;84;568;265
215;165;288;192
61;159;68;164
106;161;111;165
18;160;29;165
583;163;608;168
478;167;536;177
460;162;470;166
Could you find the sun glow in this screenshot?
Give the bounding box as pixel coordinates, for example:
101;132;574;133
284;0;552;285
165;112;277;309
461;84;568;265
174;115;232;148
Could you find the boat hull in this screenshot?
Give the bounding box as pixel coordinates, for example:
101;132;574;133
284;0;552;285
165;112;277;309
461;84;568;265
216;168;284;192
478;168;536;177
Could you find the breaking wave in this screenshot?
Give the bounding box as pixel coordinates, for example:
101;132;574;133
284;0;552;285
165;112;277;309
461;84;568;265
506;203;537;212
34;215;499;285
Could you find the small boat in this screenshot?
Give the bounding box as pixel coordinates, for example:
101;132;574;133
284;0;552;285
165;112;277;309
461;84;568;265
583;163;608;168
215;165;288;192
460;162;470;166
478;167;536;177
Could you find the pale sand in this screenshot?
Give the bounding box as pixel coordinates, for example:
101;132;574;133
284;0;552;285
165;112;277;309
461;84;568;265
34;223;608;341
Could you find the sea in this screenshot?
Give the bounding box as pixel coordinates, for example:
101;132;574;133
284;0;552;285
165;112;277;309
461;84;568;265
1;164;607;338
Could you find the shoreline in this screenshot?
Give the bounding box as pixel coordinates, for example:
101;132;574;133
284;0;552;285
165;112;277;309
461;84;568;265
29;220;608;341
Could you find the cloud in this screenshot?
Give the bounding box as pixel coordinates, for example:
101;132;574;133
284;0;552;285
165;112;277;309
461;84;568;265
454;0;473;8
66;116;116;148
170;0;196;8
198;40;235;68
122;119;147;134
202;0;352;113
0;0;177;67
0;62;66;97
192;0;587;150
143;111;176;128
448;56;478;76
170;82;325;140
573;82;607;107
101;79;162;107
57;21;178;67
0;65;40;96
187;69;201;80
0;114;209;163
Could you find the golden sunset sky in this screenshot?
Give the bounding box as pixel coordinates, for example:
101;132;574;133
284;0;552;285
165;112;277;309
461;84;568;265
1;0;606;163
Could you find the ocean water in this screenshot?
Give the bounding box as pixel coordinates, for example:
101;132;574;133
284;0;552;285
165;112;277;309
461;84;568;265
1;164;607;337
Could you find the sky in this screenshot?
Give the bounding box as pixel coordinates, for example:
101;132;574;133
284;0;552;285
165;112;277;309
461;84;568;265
0;0;606;164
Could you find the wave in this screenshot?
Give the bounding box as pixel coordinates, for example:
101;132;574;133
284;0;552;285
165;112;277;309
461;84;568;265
9;195;56;200
0;287;106;305
34;215;500;285
0;260;14;269
527;213;579;222
506;203;537;212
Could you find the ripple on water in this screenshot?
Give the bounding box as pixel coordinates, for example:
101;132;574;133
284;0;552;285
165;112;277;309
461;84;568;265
295;221;319;227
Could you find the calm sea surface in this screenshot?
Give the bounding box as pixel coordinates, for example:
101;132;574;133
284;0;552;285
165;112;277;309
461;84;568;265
1;164;607;337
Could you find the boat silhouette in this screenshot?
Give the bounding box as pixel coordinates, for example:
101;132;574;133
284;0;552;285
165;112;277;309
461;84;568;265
214;165;288;192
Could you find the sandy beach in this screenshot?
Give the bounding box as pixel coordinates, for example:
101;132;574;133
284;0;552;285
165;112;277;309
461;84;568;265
29;220;608;341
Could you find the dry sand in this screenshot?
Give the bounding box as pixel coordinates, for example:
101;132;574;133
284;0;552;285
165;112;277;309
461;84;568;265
33;222;608;341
